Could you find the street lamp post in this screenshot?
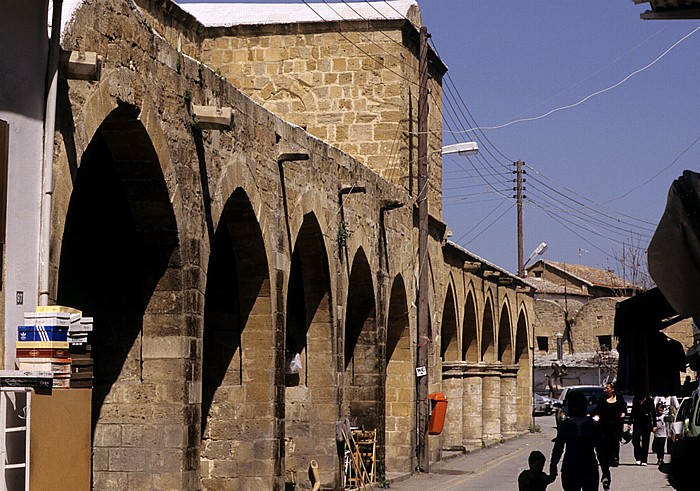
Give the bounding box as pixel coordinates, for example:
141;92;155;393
416;136;477;472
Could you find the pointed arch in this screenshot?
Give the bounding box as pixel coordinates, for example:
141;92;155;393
498;301;513;363
440;283;459;361
385;274;413;473
462;287;478;362
284;212;337;482
345;247;379;429
200;187;274;488
481;296;495;363
56;103;180;467
515;306;529;364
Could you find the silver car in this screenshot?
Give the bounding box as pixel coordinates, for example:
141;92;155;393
533;393;554;416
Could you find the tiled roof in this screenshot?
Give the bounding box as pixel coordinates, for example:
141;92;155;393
522;277;586;296
537;260;640;291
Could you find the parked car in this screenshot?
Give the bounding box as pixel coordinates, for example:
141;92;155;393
670;396;693;443
533;393;554;416
554;385;605;427
684;390;700;438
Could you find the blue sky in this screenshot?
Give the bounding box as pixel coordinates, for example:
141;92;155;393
177;1;700;279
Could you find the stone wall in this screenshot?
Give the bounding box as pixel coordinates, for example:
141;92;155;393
196;17;446;219
44;1;535;489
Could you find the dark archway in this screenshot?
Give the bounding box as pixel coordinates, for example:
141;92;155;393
284;213;337;486
57;102;179;447
440;285;458;361
515;308;531;430
481;298;495;363
200;188;273;488
344;248;379;429
462;291;478;362
498;303;513;363
384;275;412;473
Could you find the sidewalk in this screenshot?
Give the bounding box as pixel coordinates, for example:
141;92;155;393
385;416;674;490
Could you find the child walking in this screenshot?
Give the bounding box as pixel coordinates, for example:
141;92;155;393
518;450;556;491
652;402;668;466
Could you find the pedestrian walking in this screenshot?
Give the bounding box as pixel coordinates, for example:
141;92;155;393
593;382;627;468
651;402;667;466
629;394;655;466
550;390;610;491
518;450;556;491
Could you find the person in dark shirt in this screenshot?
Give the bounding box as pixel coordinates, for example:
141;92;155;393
629;394;655;465
518;450;556;491
593;382;627;468
550;390;610;491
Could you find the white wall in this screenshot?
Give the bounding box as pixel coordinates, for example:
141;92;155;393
0;1;50;367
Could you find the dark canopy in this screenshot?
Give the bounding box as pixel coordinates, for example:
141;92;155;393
615;288;687;396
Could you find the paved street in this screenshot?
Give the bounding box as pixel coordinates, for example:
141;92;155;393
387;415;673;491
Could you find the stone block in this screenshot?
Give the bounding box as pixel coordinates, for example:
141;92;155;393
92;471;128;491
94;423;123;447
109;447;147;472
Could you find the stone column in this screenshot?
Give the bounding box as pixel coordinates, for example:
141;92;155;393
481;367;502;445
463;365;484;450
441;363;465;450
500;367;518;438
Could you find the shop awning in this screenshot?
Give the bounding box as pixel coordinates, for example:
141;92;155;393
615;288;687;396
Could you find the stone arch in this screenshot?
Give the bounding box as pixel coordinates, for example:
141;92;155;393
440;283;459;361
515;306;531;430
481;296;496;363
384;274;413;474
515;307;529;364
498;301;513;363
284;212;337;487
56;102;181;483
200;188;274;489
344;247;380;430
462;287;479;362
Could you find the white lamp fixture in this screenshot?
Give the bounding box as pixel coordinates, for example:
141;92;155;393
441;141;479;156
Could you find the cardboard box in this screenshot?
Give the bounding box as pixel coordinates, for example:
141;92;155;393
16;341;69;349
16;348;70;359
34;305;82;315
52;377;70;388
17;360;71;374
18;325;68;342
0;370;53;389
23;312;70;328
30;388;92;490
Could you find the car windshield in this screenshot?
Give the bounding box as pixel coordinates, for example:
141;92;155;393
566;388;604;404
677;398;692;421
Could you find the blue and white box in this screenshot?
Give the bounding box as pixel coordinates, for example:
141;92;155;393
18;325;69;342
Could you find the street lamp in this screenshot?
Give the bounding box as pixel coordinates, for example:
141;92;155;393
523;242;548;274
417;140;478;471
441;141;479;156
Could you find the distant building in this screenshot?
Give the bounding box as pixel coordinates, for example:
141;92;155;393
524;261;642;392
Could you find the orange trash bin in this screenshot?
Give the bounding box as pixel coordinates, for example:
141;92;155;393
428;392;448;435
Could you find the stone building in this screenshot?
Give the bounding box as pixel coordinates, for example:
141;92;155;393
1;1;534;489
525;260;693;393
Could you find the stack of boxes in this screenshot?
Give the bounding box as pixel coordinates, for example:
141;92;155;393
18;310;71;387
15;306;93;389
67;313;93;389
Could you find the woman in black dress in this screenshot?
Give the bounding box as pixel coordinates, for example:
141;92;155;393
593;382;627;467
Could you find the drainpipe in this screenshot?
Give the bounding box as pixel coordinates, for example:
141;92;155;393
38;0;63;306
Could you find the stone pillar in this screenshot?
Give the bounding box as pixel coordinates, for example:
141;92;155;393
441;363;465;450
481;368;502;445
500;368;518;438
462;366;484;449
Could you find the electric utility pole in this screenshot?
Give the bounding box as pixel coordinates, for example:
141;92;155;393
515;160;525;277
417;24;430;472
